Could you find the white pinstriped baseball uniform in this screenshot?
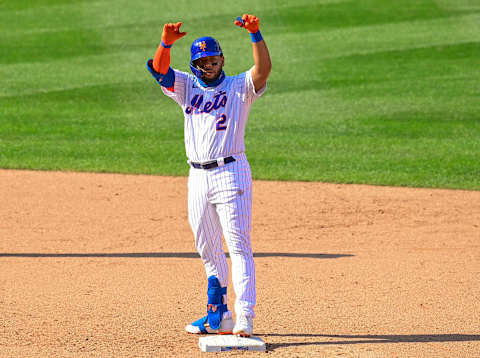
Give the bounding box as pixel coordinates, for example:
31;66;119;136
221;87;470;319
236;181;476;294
160;68;266;317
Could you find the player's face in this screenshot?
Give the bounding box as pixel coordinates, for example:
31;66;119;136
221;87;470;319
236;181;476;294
194;55;224;82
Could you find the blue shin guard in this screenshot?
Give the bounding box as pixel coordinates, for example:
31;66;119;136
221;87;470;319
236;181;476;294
191;276;227;333
206;276;227;330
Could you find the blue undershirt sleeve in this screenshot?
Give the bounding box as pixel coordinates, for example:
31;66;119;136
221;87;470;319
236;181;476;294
146;59;175;88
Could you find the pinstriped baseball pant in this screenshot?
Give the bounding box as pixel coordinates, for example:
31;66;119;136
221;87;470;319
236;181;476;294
188;153;256;318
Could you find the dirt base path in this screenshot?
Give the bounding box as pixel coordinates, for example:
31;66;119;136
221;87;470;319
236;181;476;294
1;169;479;357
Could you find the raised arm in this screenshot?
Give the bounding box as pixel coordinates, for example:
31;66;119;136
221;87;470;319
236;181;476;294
147;22;186;91
152;22;186;74
234;14;272;92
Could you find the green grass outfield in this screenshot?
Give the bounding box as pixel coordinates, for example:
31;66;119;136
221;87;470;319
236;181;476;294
1;0;479;189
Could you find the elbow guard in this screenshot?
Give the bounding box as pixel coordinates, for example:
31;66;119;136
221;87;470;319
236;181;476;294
146;59;175;88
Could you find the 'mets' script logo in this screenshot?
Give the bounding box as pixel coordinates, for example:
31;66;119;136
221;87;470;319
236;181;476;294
185;91;227;114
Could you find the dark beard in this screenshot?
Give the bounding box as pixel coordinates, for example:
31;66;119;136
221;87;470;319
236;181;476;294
201;70;222;83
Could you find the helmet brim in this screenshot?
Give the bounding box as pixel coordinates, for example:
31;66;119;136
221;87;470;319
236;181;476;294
191;51;223;62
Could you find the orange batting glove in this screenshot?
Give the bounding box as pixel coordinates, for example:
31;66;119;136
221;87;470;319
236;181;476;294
161;22;187;47
234;14;260;34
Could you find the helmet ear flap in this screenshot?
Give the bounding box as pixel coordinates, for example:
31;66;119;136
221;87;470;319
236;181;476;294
190;60;203;78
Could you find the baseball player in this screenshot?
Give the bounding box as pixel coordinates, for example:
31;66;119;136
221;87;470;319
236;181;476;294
146;14;271;337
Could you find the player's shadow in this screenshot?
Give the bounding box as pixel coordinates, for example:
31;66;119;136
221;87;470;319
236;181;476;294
0;252;353;259
261;333;480;351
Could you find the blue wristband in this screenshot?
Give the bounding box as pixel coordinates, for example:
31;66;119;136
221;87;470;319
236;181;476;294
250;30;263;43
161;40;172;48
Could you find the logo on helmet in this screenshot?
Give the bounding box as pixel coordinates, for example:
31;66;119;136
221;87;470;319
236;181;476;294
198;41;207;52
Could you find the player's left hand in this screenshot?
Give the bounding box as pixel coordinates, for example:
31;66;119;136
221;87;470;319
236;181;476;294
234;14;260;33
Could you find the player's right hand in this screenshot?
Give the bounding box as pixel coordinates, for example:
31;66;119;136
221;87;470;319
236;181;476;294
161;22;187;45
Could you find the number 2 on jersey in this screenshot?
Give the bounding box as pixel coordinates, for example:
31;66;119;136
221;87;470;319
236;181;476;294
216;114;227;131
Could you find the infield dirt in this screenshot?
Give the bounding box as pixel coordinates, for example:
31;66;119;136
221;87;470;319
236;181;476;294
1;169;479;357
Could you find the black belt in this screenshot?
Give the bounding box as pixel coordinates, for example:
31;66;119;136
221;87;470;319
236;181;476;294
190;156;236;170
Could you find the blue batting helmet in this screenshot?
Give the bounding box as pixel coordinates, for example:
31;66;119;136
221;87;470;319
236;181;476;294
189;36;223;79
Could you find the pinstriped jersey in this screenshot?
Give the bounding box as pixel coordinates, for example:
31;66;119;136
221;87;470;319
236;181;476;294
161;68;266;162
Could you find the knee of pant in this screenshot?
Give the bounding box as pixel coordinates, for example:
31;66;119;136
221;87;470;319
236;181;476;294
227;239;252;254
224;228;251;243
198;248;226;264
228;246;253;258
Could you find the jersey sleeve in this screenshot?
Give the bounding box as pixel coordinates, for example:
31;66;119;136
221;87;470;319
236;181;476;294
244;67;267;104
160;69;190;107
